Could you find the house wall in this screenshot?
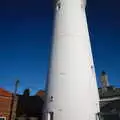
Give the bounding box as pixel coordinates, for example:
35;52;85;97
0;89;13;120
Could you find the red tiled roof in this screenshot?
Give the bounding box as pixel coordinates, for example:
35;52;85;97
36;90;45;97
0;88;12;97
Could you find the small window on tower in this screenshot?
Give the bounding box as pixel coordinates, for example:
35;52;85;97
47;112;54;120
56;0;61;11
49;96;54;102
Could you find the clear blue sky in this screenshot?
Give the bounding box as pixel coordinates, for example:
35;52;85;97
0;0;120;95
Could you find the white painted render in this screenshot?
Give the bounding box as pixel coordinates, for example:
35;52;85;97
43;0;100;120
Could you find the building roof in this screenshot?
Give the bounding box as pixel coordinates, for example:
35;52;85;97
35;90;45;101
0;88;12;97
99;86;120;99
35;90;45;97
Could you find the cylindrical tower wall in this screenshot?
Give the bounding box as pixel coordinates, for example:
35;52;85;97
43;0;100;120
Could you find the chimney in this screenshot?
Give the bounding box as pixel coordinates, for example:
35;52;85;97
100;71;109;88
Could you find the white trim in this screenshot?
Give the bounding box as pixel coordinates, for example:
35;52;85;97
100;97;120;102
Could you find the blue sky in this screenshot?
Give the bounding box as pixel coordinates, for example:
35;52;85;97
0;0;120;95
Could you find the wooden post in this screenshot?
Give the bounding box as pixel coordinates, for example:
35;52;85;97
10;80;19;120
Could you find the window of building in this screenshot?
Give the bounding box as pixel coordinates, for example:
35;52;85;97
0;117;6;120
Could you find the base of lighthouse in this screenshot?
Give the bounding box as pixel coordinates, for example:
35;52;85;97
43;0;100;120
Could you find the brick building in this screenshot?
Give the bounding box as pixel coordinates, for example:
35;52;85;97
35;90;45;101
0;88;44;120
0;88;13;120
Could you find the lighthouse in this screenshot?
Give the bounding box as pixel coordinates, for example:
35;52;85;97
43;0;100;120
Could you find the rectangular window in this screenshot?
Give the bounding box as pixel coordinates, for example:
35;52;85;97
48;112;54;120
0;117;6;120
96;113;101;120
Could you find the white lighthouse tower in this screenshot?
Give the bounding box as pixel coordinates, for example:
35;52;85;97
43;0;100;120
